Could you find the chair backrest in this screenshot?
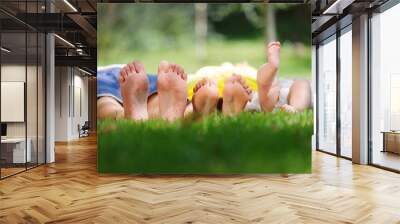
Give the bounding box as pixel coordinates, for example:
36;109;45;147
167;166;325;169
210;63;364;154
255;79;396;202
82;121;90;129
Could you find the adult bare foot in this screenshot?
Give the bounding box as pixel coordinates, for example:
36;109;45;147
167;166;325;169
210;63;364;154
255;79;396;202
119;61;149;121
157;61;188;121
257;41;281;112
192;78;219;115
222;74;252;116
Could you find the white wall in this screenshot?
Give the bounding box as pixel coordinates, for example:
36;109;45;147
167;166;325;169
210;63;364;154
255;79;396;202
1;65;36;138
54;67;89;141
1;65;25;138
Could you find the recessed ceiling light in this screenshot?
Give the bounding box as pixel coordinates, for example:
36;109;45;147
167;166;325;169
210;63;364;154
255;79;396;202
63;0;78;12
54;34;75;48
323;0;355;15
1;47;11;53
78;68;92;76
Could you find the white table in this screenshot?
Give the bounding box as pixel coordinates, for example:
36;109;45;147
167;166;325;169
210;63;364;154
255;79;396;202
1;138;31;163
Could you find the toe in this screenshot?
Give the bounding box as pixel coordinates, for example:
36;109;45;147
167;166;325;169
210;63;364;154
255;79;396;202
175;65;185;79
158;60;170;74
127;62;137;75
194;78;206;92
232;74;242;82
237;75;247;85
178;66;186;80
193;82;200;93
268;41;281;48
182;72;188;81
176;65;183;75
169;63;177;73
246;87;253;95
119;67;128;83
225;76;234;84
133;61;146;74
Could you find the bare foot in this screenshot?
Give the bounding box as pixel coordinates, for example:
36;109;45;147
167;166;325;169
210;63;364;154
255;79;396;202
222;74;252;116
257;41;281;112
192;78;219;115
157;61;188;121
119;61;149;120
280;104;298;113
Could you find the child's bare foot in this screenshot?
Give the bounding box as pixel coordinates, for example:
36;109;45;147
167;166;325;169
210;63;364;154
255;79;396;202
222;74;252;116
157;61;188;121
266;41;280;69
257;41;281;112
280;104;298;113
119;61;149;121
192;78;219;115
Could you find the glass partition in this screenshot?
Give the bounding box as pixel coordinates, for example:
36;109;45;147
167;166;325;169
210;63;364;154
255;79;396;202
0;1;46;179
1;30;28;177
38;32;45;165
27;30;38;169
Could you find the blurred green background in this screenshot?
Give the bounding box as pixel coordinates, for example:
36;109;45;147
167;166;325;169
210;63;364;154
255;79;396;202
98;3;311;78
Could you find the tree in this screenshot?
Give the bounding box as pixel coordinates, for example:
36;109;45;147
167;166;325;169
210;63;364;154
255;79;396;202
265;4;277;43
195;3;208;62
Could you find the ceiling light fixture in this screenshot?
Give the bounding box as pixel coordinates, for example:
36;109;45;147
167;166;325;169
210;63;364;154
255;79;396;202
54;34;75;48
63;0;78;12
322;0;354;15
1;47;11;53
78;67;93;76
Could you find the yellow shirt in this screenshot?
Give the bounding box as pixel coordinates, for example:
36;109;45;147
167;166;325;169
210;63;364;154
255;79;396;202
187;62;258;101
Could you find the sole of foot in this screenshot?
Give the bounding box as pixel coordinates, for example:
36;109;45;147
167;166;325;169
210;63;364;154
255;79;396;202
119;61;149;121
222;74;252;116
192;78;219;115
157;60;188;122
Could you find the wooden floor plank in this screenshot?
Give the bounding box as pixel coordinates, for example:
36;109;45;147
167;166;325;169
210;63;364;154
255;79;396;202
0;135;400;223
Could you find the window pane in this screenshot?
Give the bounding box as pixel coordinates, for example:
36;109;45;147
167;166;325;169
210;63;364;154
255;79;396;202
371;4;400;171
340;28;352;158
318;36;337;154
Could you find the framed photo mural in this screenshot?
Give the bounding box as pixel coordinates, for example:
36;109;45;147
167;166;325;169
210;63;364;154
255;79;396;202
97;3;312;173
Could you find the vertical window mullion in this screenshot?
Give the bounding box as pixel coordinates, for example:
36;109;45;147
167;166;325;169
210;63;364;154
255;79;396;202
36;0;39;167
316;44;319;150
25;0;28;171
336;28;341;157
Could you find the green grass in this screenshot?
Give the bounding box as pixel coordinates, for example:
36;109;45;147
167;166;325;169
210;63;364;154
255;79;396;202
98;39;311;78
97;111;313;174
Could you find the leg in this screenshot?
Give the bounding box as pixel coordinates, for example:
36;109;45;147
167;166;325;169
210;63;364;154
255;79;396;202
257;41;281;112
284;80;311;113
119;61;149;120
222;74;252;116
97;96;124;120
157;61;188;122
192;78;219;115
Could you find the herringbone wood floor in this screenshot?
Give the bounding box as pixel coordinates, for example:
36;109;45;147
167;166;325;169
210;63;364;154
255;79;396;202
1;135;400;224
